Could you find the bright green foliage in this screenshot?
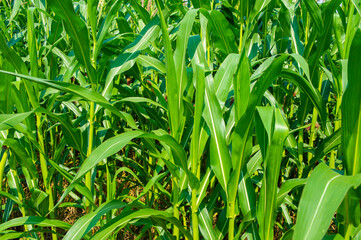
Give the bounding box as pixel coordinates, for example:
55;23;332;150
0;0;360;239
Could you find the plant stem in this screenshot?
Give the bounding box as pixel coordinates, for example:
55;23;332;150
239;18;243;53
36;114;57;240
9;163;28;232
191;149;199;240
308;108;318;162
263;9;268;57
308;71;323;163
305;12;310;45
298;129;304;177
191;187;199;240
330;93;342;169
344;222;353;240
209;175;216;220
0;149;8;192
172;178;180;240
0;149;8;223
228;204;236;240
191;150;199;240
86;101;95;213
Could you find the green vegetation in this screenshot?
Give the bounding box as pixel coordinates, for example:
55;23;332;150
0;0;361;239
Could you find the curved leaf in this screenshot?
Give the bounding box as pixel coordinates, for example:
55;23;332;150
63;200;128;240
91;208;192;240
0;216;71;232
294;163;361;240
47;0;96;84
55;130;197;210
280;69;327;129
310;129;341;165
0;70;137;129
0;111;34;131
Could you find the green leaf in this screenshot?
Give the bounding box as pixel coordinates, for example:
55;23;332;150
202;10;238;60
323;234;345;240
237;170;257;224
4;139;38;179
191;0;210;9
233;50;250;123
115;97;167;110
290;53;310;80
0;30;38;109
0;70;137;129
299;0;343;123
124;18;161;53
9;0;21;22
228;55;287;205
0;33;27;75
294;163;361;240
203;74;232;193
63;200;128;240
0;111;34;131
0;61;14;114
303;0;324;31
174;9;198;129
214;53;241;107
102;52;139;100
155;1;179;135
91;208;192;240
352;0;361;17
0;191;37;213
279;69;327;129
280;229;294;240
128;0;150;24
47;0;96;85
309;129;341;165
277;178;307;207
37;108;84;155
0;216;71;232
136;55;166;73
191;63;205;189
27;8;39;78
54;130;197;210
198;206;217;240
249;0;272;23
87;0;99;38
256;107;289;240
46;158;96;209
93;0;122;59
255;106;274;157
342;29;361;176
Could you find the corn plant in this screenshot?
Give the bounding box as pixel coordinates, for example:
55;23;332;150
0;0;360;239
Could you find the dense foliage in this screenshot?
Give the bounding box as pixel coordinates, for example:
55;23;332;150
0;0;361;239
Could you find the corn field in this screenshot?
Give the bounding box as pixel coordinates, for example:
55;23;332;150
0;0;360;239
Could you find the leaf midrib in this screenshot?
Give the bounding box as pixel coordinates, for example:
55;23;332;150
302;175;340;239
205;90;228;191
